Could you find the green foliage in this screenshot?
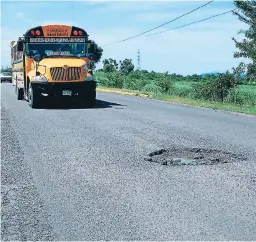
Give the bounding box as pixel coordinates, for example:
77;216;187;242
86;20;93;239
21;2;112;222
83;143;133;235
192;72;237;102
104;72;124;88
95;50;256;108
142;83;162;94
102;58;119;73
127;71;151;90
88;39;103;63
232;0;256;80
172;86;192;97
119;59;134;75
123;76;138;90
156;72;174;94
225;89;256;106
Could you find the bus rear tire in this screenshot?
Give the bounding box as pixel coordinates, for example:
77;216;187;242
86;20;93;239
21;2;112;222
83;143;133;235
28;84;40;108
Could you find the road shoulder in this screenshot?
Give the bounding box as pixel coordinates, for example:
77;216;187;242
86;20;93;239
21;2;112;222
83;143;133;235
1;104;55;241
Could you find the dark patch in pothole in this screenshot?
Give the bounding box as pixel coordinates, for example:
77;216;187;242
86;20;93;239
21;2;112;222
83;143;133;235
145;147;247;166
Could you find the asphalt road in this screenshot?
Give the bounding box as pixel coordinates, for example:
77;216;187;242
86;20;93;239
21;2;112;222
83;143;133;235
1;83;256;241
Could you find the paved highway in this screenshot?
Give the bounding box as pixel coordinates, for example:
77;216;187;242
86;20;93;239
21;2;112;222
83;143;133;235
1;83;256;240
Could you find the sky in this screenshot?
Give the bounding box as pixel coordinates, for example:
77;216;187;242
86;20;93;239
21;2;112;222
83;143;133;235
0;0;250;75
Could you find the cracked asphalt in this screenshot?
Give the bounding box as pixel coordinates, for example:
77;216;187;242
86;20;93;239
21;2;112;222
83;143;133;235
1;83;256;240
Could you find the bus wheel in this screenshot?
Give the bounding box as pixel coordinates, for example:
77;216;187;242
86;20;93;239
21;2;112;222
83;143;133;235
28;84;40;108
85;90;96;108
16;86;24;100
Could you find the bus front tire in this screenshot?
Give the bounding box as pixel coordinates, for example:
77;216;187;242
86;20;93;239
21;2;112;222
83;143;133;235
85;90;96;108
28;84;40;108
16;87;24;100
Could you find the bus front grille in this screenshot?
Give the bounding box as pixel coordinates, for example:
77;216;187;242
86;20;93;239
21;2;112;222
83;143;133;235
50;67;81;81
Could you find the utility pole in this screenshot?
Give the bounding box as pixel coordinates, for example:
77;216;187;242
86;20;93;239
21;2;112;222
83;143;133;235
137;49;141;70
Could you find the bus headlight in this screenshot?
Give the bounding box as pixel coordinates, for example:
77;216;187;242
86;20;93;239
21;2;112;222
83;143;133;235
34;75;48;82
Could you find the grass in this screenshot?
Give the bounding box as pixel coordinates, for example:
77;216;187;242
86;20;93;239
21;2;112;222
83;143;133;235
152;93;256;115
239;84;256;94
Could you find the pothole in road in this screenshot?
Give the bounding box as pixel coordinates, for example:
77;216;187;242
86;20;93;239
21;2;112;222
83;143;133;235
144;148;247;166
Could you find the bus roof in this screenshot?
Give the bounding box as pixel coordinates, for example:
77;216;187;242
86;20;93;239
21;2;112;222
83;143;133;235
24;24;88;38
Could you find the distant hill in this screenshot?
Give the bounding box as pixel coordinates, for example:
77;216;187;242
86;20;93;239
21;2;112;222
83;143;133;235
201;72;246;78
201;72;223;77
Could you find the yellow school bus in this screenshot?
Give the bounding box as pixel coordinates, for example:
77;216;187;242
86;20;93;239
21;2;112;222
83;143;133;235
11;24;97;108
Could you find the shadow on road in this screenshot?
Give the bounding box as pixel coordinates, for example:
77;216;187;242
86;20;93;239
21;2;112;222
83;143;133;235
94;99;126;109
40;99;126;110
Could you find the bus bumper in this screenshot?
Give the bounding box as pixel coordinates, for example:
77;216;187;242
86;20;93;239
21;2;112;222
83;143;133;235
31;81;96;98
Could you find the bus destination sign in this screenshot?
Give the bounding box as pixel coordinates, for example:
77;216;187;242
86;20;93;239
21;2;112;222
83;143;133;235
45;28;70;37
29;38;86;43
39;25;73;37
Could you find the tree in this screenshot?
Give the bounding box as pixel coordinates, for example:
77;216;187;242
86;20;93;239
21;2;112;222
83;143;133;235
157;72;174;94
232;62;247;83
88;39;103;70
232;0;256;80
119;59;134;74
193;71;237;102
88;39;103;63
102;58;118;73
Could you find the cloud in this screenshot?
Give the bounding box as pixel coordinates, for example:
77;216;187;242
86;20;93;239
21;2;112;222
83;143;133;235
16;12;25;20
91;1;174;13
15;12;33;23
134;12;176;23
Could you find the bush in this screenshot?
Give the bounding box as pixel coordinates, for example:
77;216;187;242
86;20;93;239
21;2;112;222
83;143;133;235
124;71;151;90
142;83;162;94
123;76;139;90
104;72;124;88
96;76;108;86
172;86;192;97
192;72;237;102
155;72;175;94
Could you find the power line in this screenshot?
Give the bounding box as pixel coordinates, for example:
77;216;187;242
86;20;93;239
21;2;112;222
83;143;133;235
102;0;214;47
145;9;235;37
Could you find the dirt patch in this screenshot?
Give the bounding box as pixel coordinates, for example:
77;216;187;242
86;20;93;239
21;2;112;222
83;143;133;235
144;148;247;166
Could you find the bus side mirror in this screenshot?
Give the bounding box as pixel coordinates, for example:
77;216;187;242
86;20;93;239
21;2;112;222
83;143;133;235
88;53;97;61
87;43;97;61
34;54;42;62
17;40;23;51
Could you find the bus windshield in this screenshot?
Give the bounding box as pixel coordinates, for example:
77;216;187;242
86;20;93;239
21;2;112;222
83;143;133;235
26;43;87;58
